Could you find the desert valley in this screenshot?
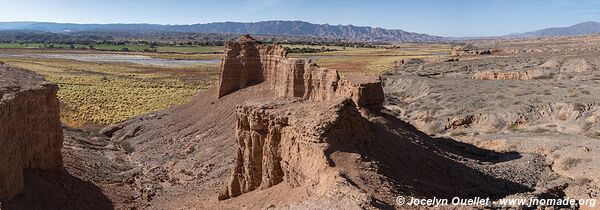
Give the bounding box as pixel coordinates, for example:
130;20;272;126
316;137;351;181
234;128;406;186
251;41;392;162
2;1;600;209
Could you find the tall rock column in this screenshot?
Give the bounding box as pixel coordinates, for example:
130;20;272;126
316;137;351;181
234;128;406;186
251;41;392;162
216;35;384;113
218;35;267;98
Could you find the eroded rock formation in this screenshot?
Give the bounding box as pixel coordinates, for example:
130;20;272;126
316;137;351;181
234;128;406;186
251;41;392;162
217;35;384;112
219;98;374;202
217;35;284;98
217;36;384;201
470;57;597;81
337;74;385;111
471;70;534;80
0;65;64;200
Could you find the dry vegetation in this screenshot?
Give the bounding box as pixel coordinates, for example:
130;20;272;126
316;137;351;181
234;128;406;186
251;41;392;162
290;44;451;73
0;57;219;127
0;44;451;128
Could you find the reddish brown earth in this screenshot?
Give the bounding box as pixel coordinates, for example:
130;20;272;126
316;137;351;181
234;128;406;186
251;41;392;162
1;36;582;209
386;36;600;209
0;64;63;201
1;64;130;210
93;37;553;209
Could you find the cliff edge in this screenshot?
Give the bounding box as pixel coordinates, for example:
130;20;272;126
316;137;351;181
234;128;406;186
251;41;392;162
213;37;536;209
217;35;384;112
100;36;541;209
216;36;386;205
0;64;63;200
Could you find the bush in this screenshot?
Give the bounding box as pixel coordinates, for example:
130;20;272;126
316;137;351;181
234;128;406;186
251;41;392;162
449;131;468;137
507;123;520;132
120;141;135;154
561;158;581;170
574;177;592;186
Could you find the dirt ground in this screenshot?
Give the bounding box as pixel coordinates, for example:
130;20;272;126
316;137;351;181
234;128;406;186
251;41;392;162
3;35;600;209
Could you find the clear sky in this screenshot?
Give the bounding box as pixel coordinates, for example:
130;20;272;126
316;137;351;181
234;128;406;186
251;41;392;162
1;0;600;37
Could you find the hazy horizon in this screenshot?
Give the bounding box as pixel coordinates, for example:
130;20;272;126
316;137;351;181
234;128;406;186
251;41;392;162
2;0;600;37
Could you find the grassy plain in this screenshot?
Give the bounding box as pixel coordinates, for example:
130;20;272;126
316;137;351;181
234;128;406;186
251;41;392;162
0;55;219;127
290;43;451;74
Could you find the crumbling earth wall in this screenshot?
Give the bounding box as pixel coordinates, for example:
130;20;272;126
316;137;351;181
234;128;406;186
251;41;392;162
217;35;384;112
0;65;63;200
216;36;384;201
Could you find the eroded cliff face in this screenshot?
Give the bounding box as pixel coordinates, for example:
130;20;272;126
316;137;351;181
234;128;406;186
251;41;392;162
0;65;63;200
218;36;286;98
470;58;596;81
217;35;384;112
337;74;385;111
219;99;375;207
217;36;384;205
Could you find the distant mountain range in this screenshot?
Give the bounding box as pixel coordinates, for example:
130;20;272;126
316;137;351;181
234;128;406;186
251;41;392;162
508;21;600;38
2;20;600;43
0;21;444;43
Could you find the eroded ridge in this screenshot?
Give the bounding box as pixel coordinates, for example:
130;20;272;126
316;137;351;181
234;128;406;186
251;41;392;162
217;35;384;112
0;64;64;200
217;36;384;202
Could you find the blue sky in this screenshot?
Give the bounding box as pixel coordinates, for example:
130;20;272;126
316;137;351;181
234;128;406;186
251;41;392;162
1;0;600;37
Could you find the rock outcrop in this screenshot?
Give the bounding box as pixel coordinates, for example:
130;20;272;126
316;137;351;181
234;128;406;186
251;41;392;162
217;35;384;112
450;45;545;57
471;70;534;80
337;74;385;111
0;64;64;200
219;98;374;204
470;57;597;81
76;35;569;209
217;35;285;98
450;46;495;56
217;36;384;201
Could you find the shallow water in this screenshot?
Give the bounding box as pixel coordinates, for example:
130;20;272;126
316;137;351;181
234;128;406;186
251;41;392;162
0;53;220;67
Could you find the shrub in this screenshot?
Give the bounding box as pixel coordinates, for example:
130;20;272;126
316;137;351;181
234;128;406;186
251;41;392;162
120;141;135;154
507;123;520;132
561;158;581;170
449;131;468;137
574;177;592;186
585;131;600;139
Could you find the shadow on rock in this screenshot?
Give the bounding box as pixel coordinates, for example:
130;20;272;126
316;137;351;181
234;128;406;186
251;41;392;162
325;108;532;201
428;136;522;163
1;170;114;210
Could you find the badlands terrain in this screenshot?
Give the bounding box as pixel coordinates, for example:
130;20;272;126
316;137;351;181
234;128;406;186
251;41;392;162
1;34;600;209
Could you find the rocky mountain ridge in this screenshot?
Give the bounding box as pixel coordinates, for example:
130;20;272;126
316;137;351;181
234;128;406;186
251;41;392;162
0;20;444;43
509;21;600;38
